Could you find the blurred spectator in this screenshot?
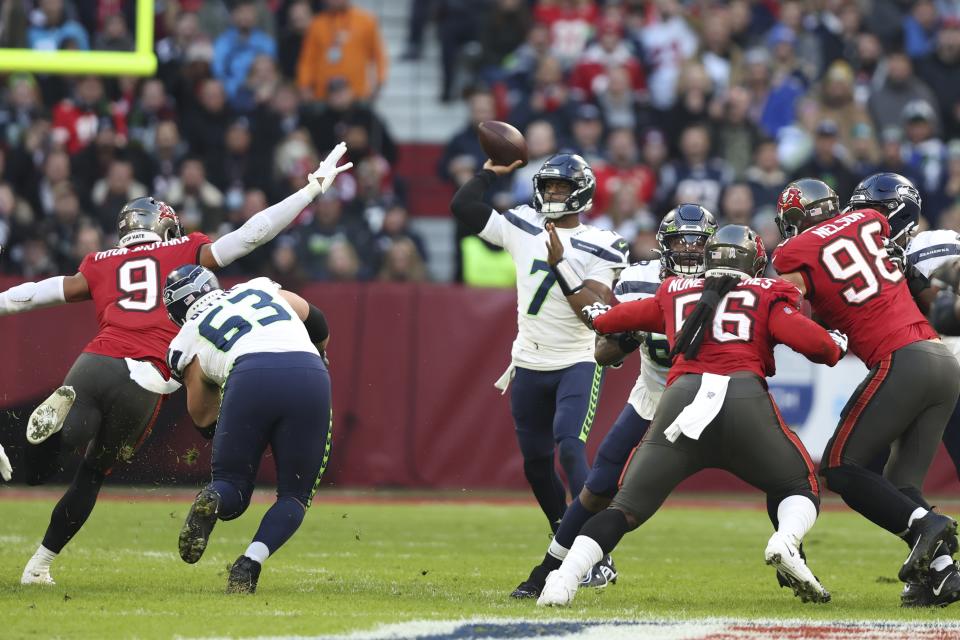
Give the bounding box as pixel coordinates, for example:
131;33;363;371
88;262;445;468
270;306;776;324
904;0;939;59
263;235;308;292
698;5;740;97
436;1;485;103
219;189;272;276
165;157;224;234
402;0;434;62
479;0;532;71
635;0;697;110
91;159;147;235
0;182;34;267
156;11;204;92
501;21;551;92
438;90;496;186
712;86;762;179
593;182;651;241
745;139;787;213
95;13;133;51
462;190;517;287
34;149;72;217
0;74;44;149
72;222;104;266
28;0;89;50
849;122;880;176
869;52;939;136
773;2;822;81
815;61;873;157
511;120;558;205
511;55;574;132
17;235;58;278
51;76;124;155
210;117;262;206
658;123;732;213
640;128;669;178
744;47;802;139
628;211;659;262
309;77;397;165
372;203;428;270
43;182;85;270
719;182;755;226
792;120;858;200
127;79;176;155
916;21;960;140
278;1;314;79
234;55;283;115
660;61;715;147
940;140;960;214
594;65;648;132
296;188;373;280
875;126;924;193
568;15;645;104
182;78;232;168
72;119;151;210
213;0;277;108
378;237;428;282
565;103;605;165
533;0;598;70
902;99;948;198
349;157;400;232
0;0;28;48
151;120;187;199
592;128;655;220
297;0;388;102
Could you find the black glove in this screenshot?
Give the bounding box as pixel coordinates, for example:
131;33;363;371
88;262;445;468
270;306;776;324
883;237;906;272
196;423;217;440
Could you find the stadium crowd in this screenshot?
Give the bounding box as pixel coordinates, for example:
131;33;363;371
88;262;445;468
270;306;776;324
0;0;959;287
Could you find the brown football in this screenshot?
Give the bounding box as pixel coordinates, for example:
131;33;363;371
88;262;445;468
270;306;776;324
478;120;528;167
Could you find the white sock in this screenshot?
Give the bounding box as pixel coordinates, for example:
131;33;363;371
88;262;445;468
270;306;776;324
557;535;603;582
244;541;269;564
908;508;929;528
30;545;57;569
547;538;569;561
776;495;818;545
931;555;954;572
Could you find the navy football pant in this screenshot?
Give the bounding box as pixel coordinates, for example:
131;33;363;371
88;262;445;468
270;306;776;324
210;352;332;555
510;362;603;527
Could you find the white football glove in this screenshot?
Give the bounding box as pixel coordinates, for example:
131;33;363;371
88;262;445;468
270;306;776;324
0;442;12;481
827;329;848;358
581;302;611;331
303;142;354;199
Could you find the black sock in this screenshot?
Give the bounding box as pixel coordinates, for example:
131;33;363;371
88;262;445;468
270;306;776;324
41;460;105;553
579;509;631;555
822;464;918;535
523;455;567;527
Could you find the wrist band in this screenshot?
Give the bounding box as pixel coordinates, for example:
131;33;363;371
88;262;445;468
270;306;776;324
551;259;585;296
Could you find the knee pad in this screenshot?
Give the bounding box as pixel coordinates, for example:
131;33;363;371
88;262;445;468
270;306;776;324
556;438;586;470
212;480;253;520
579;488;612;513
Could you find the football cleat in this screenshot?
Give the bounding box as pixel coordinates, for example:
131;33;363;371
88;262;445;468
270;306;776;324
765;532;831;603
927;563;960;607
537;570;579;607
179;486;221;564
226;555;261;594
26;386;76;445
899;512;958;583
581;554;617;589
901;580;934;608
510;563;551;599
20;560;55;585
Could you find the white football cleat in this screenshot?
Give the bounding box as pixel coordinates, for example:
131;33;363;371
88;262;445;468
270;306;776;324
26;386;76;445
765;531;830;603
21;561;55;585
537;570;579;607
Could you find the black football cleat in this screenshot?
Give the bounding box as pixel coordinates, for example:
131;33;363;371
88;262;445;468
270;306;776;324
179;486;221;564
901;580;934;608
582;555;617;589
226;555;261;594
899;512;959;583
928;563;960;607
510;563;550;599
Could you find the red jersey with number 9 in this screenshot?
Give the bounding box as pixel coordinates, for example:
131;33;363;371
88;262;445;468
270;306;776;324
771;209;936;368
78;232;211;376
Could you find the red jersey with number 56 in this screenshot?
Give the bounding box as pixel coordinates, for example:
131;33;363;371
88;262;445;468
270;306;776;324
78;232;211;376
593;276;841;385
771;209;936;368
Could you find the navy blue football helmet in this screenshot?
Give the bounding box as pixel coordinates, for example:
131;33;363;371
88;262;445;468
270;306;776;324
657;203;718;276
532;153;596;219
163;264;221;326
846;172;922;243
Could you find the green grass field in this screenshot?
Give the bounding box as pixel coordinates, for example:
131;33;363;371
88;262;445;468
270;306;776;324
2;490;960;639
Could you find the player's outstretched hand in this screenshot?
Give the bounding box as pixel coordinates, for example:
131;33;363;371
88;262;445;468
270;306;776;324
883;237;906;272
931;258;960;293
827;330;849;358
0;442;12;481
482;159;524;176
305;142;354;198
582;302;611;332
544;222;565;266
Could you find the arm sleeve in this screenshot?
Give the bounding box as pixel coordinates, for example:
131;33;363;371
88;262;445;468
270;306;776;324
593;297;666;335
450;170;498;236
303;303;329;343
209;189;312;267
769;302;841;366
0;276;66;315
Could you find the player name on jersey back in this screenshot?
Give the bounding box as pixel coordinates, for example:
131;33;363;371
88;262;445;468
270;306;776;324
91;235;194;261
808;211;866;239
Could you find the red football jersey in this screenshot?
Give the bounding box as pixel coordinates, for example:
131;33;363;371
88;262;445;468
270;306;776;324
593;276;841;385
79;232;211;376
771;209;937;368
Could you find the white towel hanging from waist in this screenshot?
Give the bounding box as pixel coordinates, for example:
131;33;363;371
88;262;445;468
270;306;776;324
663;372;730;443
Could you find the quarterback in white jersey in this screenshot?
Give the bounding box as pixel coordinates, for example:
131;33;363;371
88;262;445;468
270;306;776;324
163;265;332;595
510;203;717;599
451;152;627;546
907;229;960;359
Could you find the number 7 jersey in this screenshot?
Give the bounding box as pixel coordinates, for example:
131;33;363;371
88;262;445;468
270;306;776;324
771;208;936;368
167;277;319;387
79;232;211;376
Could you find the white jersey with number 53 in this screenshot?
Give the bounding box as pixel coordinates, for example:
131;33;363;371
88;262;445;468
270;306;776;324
166;277;318;387
479;204;629;370
614;261;670;420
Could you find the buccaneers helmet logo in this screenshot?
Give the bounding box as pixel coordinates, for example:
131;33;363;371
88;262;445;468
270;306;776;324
778;187;803;214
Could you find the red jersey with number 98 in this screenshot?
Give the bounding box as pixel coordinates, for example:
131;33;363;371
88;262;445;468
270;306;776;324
771;209;936;368
78;232;211;376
